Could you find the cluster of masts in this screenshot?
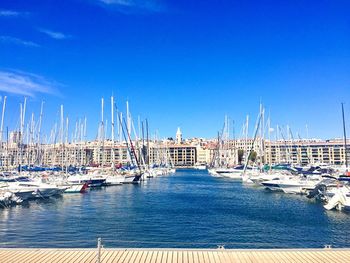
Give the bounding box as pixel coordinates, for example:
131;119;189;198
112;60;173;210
211;102;349;168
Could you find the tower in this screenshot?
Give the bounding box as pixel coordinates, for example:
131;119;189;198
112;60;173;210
176;127;182;144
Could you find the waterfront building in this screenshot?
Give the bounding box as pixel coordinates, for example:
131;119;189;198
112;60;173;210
0;136;349;169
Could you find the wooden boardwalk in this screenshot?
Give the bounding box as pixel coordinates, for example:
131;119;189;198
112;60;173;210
0;248;350;263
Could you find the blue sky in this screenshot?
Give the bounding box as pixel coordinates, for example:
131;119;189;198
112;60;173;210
0;0;349;140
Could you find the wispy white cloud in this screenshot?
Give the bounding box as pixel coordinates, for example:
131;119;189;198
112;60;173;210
98;0;164;12
0;10;20;17
0;10;29;17
100;0;133;6
0;70;60;97
38;28;71;40
0;36;40;47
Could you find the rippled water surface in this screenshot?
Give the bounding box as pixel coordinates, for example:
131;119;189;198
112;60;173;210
1;169;350;248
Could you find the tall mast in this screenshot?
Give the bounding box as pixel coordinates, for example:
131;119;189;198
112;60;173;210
111;96;114;142
243;112;262;176
245;115;249;162
60;105;64;169
37;101;44;143
22;97;27;137
126;100;130;134
60;105;64;144
101;97;105;167
146;119;150;166
268;115;271;168
342;103;348;170
0;96;7;142
111;96;115;168
65;117;69;167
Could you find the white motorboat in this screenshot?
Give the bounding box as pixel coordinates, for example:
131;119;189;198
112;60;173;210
105;175;124;186
122;172;142;184
262;175;322;194
0;191;23;206
194;163;207;170
324;185;350;211
4;181;61;199
67;174;107;187
64;183;88;193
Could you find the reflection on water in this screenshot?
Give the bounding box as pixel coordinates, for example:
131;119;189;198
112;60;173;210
1;169;350;248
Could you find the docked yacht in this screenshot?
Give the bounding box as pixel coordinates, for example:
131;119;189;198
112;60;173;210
262;175;322;194
209;165;246;179
105;175;124;186
0;191;23;206
193;163;207;170
122;172;142;184
67;174;107;187
3;181;61;199
324;185;350;211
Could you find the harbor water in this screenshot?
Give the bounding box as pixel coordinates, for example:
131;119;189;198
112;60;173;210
1;169;350;248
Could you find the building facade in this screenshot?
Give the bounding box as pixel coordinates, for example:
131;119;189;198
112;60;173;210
0;138;349;169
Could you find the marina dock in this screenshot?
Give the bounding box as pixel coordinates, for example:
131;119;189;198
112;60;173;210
0;248;350;263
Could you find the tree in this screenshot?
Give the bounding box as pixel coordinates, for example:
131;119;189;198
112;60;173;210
238;149;244;164
249;150;257;163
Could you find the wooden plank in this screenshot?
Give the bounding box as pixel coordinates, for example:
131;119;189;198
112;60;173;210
134;250;144;263
196;251;204;263
192;251;200;263
248;251;261;263
320;251;346;263
78;251;96;263
213;251;222;263
219;251;233;263
329;251;350;263
102;250;117;263
156;251;163;263
36;250;62;263
127;250;139;263
116;250;130;263
178;250;183;263
162;251;169;263
242;251;255;263
263;251;280;263
188;251;194;263
69;251;88;263
109;250;124;263
172;250;178;263
298;251;318;263
55;250;79;263
11;250;41;263
139;250;149;263
148;250;157;263
60;250;81;263
0;251;22;263
338;250;350;262
202;250;211;263
207;250;216;263
271;251;288;263
183;251;189;263
71;251;89;263
236;251;248;263
0;250;27;263
43;250;66;263
309;251;330;263
283;251;304;263
168;251;174;263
